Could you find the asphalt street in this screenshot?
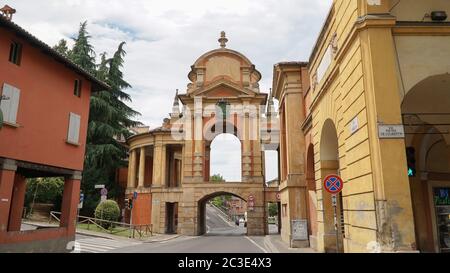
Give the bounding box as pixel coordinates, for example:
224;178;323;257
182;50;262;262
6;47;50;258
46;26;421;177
108;204;269;253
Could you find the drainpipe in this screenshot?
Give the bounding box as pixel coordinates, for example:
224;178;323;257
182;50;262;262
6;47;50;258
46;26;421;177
262;150;268;235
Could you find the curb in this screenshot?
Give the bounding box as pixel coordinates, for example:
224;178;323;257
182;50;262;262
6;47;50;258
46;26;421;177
143;234;181;243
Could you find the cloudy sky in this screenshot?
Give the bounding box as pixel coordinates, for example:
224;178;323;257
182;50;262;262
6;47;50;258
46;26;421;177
8;0;332;182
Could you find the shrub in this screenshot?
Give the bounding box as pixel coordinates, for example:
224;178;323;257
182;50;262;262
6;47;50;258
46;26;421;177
94;200;120;229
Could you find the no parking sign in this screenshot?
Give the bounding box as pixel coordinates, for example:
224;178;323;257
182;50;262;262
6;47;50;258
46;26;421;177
323;175;344;195
323;174;344;253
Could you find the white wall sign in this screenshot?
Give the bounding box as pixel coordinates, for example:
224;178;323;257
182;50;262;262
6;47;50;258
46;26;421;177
316;45;333;85
291;219;308;241
350;117;359;135
367;0;381;5
378;124;405;139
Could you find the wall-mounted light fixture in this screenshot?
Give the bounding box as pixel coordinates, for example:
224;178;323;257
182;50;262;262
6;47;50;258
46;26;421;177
431;11;448;22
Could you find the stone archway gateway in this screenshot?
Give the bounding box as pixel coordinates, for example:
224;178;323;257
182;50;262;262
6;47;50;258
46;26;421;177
125;32;279;236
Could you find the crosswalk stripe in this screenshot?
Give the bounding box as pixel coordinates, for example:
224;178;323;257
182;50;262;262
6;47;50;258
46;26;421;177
75;238;141;253
80;240;133;247
78;243;115;250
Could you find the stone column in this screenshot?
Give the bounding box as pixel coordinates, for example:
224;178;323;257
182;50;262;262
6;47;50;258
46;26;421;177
128;150;137;188
128;149;137;188
193;96;204;180
242;101;251;182
138;147;146;188
0;159;17;233
282;76;309;248
8;174;26;232
60;173;81;236
152;141;166;187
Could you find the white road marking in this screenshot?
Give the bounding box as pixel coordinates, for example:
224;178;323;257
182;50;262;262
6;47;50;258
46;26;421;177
75;238;140;253
263;236;279;253
245;236;268;253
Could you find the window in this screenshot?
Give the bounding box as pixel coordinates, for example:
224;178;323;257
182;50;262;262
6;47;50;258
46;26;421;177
74;79;82;97
9;42;22;65
67;113;81;145
0;83;21;125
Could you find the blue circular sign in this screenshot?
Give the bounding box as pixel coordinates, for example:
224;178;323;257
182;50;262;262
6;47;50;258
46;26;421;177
101;188;108;196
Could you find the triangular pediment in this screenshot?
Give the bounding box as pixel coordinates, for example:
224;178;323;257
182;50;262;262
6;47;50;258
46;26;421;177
193;80;257;98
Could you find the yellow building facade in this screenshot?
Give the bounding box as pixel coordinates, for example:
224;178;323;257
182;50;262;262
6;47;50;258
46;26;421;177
275;0;450;253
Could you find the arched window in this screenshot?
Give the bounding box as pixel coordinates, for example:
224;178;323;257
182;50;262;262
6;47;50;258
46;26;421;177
209;133;242;182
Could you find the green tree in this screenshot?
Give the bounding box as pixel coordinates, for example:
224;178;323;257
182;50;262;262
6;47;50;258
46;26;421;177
61;22;141;216
211;174;225;183
69;21;96;74
268;203;278;217
24;178;65;213
53;39;69;56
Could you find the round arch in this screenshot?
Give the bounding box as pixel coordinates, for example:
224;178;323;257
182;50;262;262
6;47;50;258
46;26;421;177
306;144;318;238
209;133;242;182
401;74;450;253
319;119;344;253
402;73;450;146
197;191;247;236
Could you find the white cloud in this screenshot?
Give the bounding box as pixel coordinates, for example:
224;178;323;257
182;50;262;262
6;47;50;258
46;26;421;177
7;0;332;181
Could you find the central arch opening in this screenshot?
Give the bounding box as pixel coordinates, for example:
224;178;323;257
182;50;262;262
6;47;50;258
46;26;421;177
207;133;242;182
198;192;247;236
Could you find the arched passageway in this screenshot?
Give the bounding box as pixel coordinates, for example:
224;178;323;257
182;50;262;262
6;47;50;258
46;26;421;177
402;74;450;253
198;192;247;236
320;119;345;253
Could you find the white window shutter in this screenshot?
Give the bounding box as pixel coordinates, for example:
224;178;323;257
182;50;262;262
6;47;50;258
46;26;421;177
68;113;81;144
1;83;20;124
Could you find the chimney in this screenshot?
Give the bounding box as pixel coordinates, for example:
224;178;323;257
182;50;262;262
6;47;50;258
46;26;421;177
0;5;16;21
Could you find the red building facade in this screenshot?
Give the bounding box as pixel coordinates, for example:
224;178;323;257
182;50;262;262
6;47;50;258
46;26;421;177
0;14;108;252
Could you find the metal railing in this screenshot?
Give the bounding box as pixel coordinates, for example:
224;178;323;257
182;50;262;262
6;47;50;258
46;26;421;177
49;211;152;239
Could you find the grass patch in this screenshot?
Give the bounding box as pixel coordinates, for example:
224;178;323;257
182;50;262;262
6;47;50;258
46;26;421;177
76;223;149;239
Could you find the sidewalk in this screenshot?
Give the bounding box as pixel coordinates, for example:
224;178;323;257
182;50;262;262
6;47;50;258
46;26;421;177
263;234;316;253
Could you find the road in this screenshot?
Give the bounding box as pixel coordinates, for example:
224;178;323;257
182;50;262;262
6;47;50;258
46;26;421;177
205;203;246;236
23;205;288;253
76;204;260;253
107;204;270;253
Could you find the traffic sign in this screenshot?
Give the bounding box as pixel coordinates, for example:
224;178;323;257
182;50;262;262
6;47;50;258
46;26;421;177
78;193;84;209
324;175;344;194
95;184;105;189
101;188;108;196
248;200;255;211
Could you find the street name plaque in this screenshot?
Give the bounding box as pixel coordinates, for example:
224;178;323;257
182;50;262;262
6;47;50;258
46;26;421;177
378;124;405;139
